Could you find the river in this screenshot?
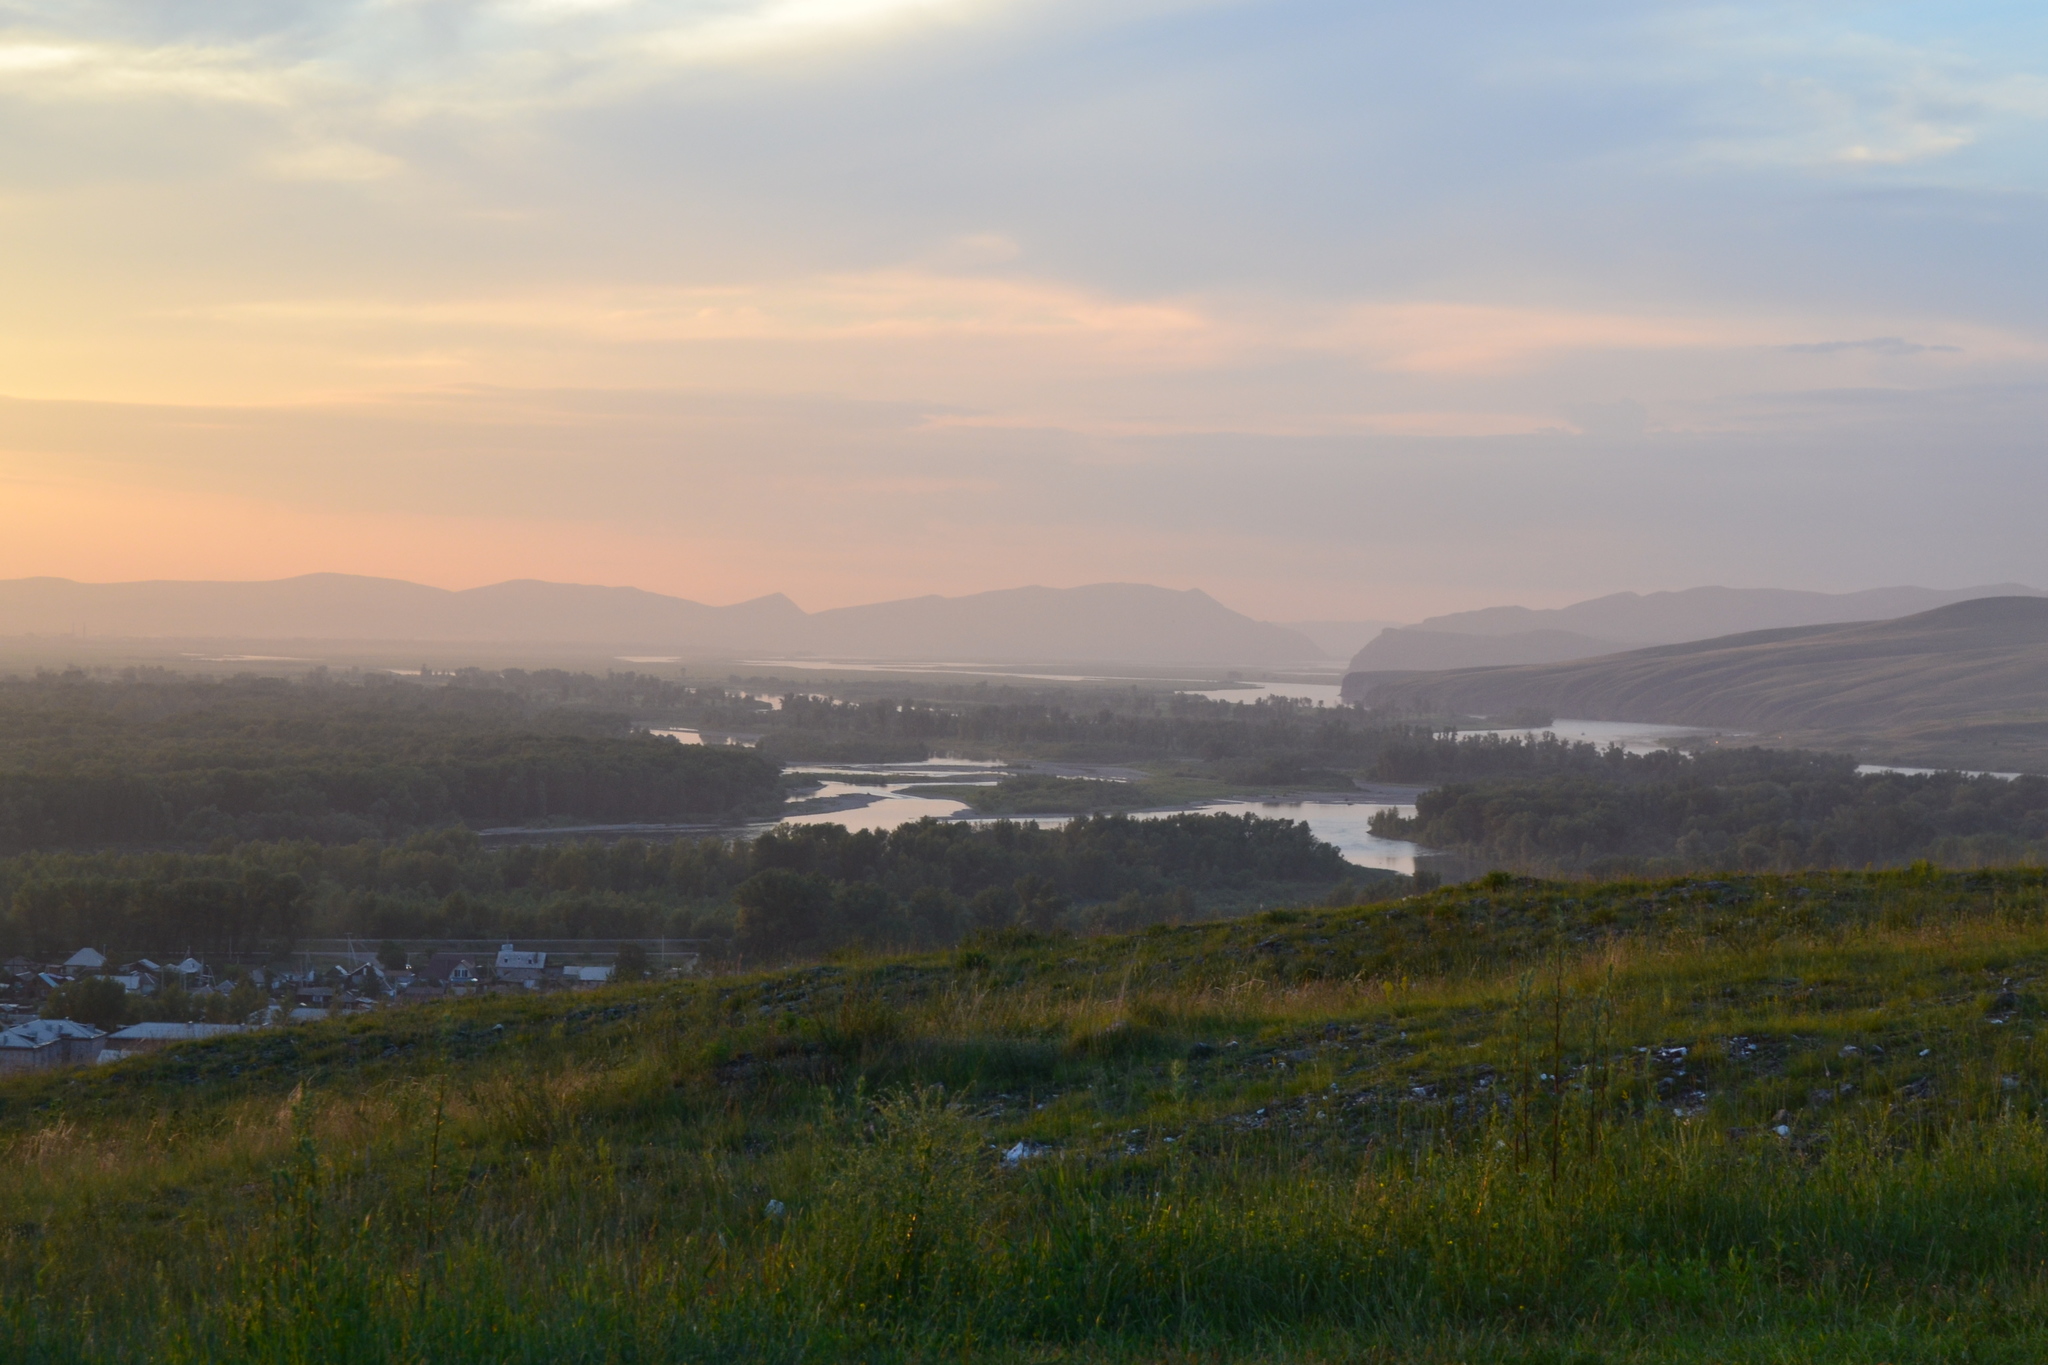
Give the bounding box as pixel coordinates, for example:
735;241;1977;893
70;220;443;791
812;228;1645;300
774;759;1429;874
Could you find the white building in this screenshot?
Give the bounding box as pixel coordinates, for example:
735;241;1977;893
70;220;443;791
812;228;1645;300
62;947;107;974
0;1018;106;1071
495;944;548;985
102;1021;244;1053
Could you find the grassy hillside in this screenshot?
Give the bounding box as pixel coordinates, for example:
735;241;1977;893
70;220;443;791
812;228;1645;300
9;867;2048;1361
1344;596;2048;773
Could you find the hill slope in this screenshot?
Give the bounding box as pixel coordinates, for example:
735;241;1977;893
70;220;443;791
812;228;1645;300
803;583;1315;664
1344;596;2048;771
1351;626;1627;670
1350;582;2046;673
0;575;1319;665
8;867;2048;1361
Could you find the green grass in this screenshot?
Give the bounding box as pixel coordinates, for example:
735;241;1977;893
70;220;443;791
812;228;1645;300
9;866;2048;1361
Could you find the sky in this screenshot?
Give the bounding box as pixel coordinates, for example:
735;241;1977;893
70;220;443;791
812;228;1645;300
1;0;2045;621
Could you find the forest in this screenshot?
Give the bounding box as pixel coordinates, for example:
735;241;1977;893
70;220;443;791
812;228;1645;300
1371;746;2048;875
13;667;2048;945
0;669;782;850
0;667;1705;852
0;813;1378;963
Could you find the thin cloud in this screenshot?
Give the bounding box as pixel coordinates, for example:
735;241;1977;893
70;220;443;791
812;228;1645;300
0;37;297;104
3;0;2048;614
1780;338;1963;356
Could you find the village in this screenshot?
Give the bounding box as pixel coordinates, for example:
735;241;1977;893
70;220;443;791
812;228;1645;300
0;941;684;1072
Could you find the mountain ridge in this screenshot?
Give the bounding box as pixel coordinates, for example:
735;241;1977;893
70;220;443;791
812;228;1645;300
1349;582;2048;673
0;575;1319;666
1342;596;2048;772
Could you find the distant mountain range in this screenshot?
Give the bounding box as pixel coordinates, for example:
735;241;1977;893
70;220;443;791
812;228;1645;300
0;576;1321;666
1274;619;1403;660
1348;584;2048;673
1343;597;2048;772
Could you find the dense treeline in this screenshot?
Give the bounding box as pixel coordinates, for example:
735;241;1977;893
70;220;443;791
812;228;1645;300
1371;747;2048;875
765;691;1403;769
0;813;1376;962
0;670;782;850
0;667;1687;853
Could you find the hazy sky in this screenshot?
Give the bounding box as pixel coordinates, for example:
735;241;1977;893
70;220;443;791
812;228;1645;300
2;0;2045;620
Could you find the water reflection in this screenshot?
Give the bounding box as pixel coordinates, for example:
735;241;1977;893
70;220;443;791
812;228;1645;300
1177;799;1426;874
1856;764;2024;780
775;761;1427;873
1177;680;1347;705
728;660;1349;707
648;726;764;747
1458;718;1727;755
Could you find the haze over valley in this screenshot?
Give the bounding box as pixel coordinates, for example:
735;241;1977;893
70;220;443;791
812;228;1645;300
7;0;2048;1358
0;575;1321;666
8;571;2046;778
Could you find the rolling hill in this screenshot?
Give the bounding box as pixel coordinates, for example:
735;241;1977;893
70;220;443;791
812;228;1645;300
1348;582;2046;673
1343;596;2048;772
9;867;2048;1360
0;575;1320;666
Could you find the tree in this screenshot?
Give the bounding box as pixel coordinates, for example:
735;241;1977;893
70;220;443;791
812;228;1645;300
732;869;833;961
377;940;409;971
832;881;891;944
969;885;1019;934
1013;874;1069;933
41;976;134;1032
907;887;961;946
613;943;651;981
223;976;267;1022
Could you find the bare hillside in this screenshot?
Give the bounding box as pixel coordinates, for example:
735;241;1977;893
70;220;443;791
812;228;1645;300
1343;597;2048;773
1349;583;2046;673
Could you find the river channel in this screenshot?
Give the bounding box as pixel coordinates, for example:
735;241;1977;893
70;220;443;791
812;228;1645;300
634;718;1724;875
582;738;1431;874
584;716;1738;874
529;718;2028;877
768;759;1430;874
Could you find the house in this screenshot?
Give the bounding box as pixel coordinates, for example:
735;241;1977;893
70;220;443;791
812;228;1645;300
63;947;108;975
0;961;35;1005
110;960;161;994
333;962;391;997
102;1022;244;1057
563;965;614;988
420;954;480;987
0;1018;106;1072
116;960;163;995
495;944;547;986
